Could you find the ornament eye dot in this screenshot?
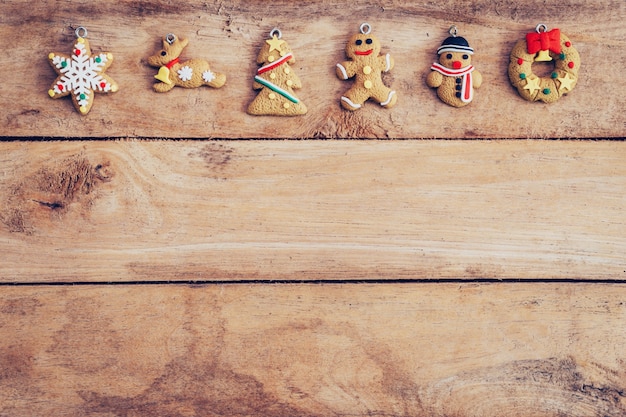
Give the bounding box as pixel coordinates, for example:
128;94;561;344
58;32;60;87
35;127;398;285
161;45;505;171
446;53;453;59
355;39;362;46
463;54;469;60
366;38;373;44
160;51;167;56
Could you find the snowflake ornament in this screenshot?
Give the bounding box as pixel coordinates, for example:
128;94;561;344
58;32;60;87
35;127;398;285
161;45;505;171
47;30;118;115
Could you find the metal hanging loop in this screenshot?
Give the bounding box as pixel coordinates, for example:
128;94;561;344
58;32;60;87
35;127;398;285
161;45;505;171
449;26;458;37
270;27;282;39
360;23;372;35
535;23;548;33
74;26;88;39
165;33;176;45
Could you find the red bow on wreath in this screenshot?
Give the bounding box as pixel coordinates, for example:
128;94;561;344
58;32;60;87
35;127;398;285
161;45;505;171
526;28;561;55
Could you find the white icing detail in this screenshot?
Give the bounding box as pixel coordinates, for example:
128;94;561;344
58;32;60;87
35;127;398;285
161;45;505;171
202;70;216;83
50;41;111;108
385;54;391;72
341;96;361;109
336;63;348;80
380;90;396;106
177;66;193;82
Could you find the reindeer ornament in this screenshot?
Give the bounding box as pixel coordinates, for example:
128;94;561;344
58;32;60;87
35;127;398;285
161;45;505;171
147;33;226;93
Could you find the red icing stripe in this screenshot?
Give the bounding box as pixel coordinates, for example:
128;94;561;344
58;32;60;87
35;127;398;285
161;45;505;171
257;53;293;75
430;63;474;77
463;71;472;101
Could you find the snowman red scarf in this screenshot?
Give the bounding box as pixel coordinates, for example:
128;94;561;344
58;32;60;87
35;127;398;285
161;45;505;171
430;63;475;103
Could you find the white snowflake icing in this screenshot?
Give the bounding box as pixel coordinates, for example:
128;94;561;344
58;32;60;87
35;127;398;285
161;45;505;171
202;70;215;83
50;40;112;111
177;66;193;82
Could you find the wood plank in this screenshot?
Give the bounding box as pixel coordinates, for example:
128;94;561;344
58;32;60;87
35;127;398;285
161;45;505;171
1;0;624;138
1;140;625;281
1;283;625;416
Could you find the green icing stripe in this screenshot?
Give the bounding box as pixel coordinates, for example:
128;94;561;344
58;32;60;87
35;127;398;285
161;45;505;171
254;76;299;104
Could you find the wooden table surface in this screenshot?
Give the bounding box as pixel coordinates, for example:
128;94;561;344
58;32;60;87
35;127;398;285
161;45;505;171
1;1;625;416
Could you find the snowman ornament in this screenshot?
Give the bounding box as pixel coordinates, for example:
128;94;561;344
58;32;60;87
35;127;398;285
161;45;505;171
426;27;482;107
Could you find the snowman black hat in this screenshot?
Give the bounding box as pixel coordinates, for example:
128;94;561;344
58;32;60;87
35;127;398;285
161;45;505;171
437;36;474;55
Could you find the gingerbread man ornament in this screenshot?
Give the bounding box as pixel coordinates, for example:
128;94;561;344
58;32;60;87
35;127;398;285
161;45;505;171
336;23;397;111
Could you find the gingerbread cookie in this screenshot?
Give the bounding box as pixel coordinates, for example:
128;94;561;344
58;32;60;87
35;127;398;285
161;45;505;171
147;33;226;93
247;28;307;116
47;27;118;115
508;24;580;103
426;27;482;107
336;23;397;110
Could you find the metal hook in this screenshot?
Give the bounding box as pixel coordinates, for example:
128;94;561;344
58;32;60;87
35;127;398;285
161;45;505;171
165;33;176;45
270;27;282;39
449;26;458;37
74;26;88;39
360;22;372;35
535;23;548;33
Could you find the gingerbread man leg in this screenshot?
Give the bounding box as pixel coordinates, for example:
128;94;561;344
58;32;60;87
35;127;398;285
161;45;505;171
372;86;397;108
340;87;368;111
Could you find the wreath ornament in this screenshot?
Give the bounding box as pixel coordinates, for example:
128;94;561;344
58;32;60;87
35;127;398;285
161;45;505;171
508;24;580;103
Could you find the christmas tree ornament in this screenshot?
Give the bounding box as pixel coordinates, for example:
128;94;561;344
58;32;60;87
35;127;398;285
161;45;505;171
247;28;307;116
47;26;118;115
508;24;580;103
147;33;226;93
336;23;397;111
426;26;482;107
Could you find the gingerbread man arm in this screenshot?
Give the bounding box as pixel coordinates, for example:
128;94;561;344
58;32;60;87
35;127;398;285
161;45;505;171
472;70;483;89
426;71;443;88
378;53;394;72
336;60;357;80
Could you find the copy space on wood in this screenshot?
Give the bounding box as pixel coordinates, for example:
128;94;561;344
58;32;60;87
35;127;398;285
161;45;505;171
1;140;625;282
1;283;625;416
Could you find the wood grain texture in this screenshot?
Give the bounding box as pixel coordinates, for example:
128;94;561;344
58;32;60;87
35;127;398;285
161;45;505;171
1;0;624;138
1;140;625;282
1;283;625;416
2;2;625;415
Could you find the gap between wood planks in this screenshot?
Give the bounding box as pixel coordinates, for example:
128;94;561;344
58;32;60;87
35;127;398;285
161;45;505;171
3;278;626;286
0;137;625;141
